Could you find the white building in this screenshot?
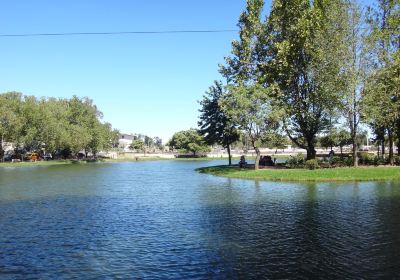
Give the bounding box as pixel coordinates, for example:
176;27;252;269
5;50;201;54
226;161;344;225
118;134;134;151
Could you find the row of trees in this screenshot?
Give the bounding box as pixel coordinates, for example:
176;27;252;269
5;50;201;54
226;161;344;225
0;92;119;160
167;129;210;156
128;135;163;153
199;0;399;169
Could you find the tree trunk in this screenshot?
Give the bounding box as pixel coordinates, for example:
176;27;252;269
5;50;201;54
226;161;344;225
227;144;232;166
382;141;385;159
0;134;4;162
397;121;400;155
254;148;260;170
352;140;358;167
388;129;394;165
306;144;316;160
377;144;380;158
397;140;400;156
340;146;343;155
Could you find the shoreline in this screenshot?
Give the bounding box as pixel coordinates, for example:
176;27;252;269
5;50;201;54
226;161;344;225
196;165;400;182
0;157;232;168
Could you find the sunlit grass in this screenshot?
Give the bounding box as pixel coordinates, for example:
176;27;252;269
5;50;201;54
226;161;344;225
196;165;400;182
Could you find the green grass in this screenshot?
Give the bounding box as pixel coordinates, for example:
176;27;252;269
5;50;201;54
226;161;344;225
196;165;400;182
0;157;219;168
0;160;82;168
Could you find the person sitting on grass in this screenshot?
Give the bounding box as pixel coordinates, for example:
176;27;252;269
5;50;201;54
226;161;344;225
265;155;275;166
259;156;267;166
239;155;247;168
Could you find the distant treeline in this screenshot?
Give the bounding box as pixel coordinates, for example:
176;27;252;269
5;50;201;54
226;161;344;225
0;92;119;159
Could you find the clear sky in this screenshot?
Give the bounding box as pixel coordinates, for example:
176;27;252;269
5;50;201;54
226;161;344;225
0;0;375;142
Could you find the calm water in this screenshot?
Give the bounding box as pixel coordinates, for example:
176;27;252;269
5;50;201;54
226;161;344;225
1;160;400;279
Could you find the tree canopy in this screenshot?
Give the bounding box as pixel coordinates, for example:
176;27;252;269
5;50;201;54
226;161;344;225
168;129;210;156
0;92;118;160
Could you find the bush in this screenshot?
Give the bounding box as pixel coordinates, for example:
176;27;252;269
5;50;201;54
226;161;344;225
328;156;353;167
358;152;375;165
343;157;354;167
305;159;319;170
330;156;344;167
394;155;400;166
357;152;388;166
286;153;305;169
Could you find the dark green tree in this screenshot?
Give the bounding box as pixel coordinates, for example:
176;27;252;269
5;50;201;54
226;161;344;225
198;81;239;165
168;129;210;156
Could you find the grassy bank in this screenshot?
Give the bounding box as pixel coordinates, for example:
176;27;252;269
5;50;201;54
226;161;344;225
0;157;220;168
0;160;82;168
196;165;400;182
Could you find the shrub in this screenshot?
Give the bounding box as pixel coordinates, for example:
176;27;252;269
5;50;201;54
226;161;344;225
328;156;353;167
285;153;305;169
373;156;387;166
305;159;319;170
330;156;344;167
394;156;400;166
358;152;374;165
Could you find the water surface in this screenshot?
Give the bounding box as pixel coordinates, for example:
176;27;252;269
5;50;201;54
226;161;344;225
1;160;400;279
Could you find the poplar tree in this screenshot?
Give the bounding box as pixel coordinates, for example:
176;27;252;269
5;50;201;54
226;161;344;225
258;0;349;160
219;0;278;169
362;0;399;164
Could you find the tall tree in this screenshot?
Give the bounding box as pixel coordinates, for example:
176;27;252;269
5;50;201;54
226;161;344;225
0;92;23;161
220;85;282;170
362;0;399;164
219;0;264;85
341;0;370;166
218;0;267;168
258;0;349;160
198;81;239;165
168;129;210;156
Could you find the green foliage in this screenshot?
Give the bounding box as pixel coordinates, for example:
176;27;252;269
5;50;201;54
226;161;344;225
320;128;352;152
0;92;116;159
285;153;306;169
305;159;319;170
198;81;239;164
168;129;210;156
220;84;283;169
258;0;349;160
219;0;264;84
130;139;145;153
330;156;353;167
357;152;387;166
197;165;400;182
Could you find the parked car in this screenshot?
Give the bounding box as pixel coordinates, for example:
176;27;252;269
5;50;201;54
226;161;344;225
24;152;39;161
42;153;52;160
3;152;14;161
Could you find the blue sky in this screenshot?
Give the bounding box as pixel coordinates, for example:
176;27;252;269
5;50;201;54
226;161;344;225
0;0;375;142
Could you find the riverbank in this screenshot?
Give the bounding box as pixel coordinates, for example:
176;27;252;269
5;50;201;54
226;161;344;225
0;160;82;168
0;157;226;168
196;165;400;182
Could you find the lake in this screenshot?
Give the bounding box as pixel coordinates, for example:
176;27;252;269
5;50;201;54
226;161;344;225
1;160;400;279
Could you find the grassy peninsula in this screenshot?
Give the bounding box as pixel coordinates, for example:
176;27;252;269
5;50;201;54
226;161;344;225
196;165;400;182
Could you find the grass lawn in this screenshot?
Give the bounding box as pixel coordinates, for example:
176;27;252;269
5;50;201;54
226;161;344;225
0;160;80;168
196;165;400;182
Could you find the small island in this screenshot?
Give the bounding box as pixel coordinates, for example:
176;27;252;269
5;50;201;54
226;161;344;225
197;165;400;182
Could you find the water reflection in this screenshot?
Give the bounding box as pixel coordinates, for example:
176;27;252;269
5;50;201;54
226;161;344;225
198;177;400;278
0;161;400;278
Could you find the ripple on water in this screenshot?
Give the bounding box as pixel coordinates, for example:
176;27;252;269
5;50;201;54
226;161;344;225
0;161;400;279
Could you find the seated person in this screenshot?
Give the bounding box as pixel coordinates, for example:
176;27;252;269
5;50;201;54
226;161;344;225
259;156;267;166
239;155;247;168
265;155;275;166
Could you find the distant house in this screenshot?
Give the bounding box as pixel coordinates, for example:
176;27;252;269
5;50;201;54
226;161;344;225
118;133;134;150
